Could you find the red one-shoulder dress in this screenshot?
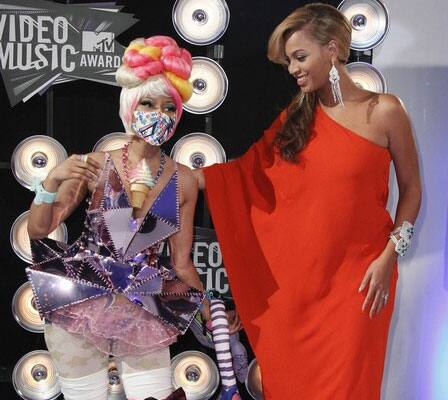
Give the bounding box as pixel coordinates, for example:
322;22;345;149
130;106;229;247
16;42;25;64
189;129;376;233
203;104;397;399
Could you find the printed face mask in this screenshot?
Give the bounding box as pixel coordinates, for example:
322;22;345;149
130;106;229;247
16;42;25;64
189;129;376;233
131;111;176;146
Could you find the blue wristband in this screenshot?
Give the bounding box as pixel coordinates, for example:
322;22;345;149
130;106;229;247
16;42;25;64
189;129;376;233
31;178;58;205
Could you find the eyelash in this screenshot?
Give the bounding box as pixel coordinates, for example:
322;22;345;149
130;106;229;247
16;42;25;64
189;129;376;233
286;56;307;65
140;101;176;112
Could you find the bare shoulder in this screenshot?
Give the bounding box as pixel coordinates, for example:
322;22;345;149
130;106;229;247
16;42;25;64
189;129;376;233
177;163;197;188
375;93;408;120
176;162;198;202
366;93;411;141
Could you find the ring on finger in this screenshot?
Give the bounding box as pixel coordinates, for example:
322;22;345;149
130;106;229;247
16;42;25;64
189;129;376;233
80;154;88;163
382;293;389;303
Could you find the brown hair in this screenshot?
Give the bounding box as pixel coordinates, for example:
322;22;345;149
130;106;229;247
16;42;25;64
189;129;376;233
267;3;351;162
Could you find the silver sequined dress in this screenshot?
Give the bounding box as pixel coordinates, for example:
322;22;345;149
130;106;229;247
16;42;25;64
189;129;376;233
27;153;205;356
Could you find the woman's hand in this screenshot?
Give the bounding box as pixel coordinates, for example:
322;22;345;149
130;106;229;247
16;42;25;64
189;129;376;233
226;309;243;334
203;308;242;333
200;300;211;322
358;244;397;319
45;154;101;191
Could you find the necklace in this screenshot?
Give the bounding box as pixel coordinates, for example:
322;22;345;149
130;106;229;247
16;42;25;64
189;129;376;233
122;142;166;185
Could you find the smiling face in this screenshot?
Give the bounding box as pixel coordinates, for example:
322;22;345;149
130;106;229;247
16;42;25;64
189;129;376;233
285;29;335;93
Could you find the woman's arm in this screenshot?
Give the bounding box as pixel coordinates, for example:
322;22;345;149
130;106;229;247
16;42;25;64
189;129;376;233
191;109;285;193
192;168;205;190
27;153;102;239
359;94;422;317
378;94;422;261
169;164;210;318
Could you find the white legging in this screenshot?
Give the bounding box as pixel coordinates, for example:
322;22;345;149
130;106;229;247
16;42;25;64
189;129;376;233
44;324;173;400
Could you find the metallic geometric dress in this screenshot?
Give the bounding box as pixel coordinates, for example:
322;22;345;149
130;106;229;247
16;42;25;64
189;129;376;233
26;153;205;337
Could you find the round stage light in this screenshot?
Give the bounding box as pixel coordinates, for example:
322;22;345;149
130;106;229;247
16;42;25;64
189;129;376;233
10;211;68;264
12;282;44;333
172;0;230;45
108;358;126;400
93;132;129;152
12;350;61;400
347;61;387;93
338;0;389;51
171;133;226;169
11;135;67;190
171;351;219;400
184;57;228;114
246;359;263;400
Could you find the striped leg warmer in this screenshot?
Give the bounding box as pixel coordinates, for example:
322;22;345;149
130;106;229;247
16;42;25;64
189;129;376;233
210;298;241;400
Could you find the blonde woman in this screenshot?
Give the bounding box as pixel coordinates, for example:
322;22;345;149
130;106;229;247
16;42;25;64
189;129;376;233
193;4;421;399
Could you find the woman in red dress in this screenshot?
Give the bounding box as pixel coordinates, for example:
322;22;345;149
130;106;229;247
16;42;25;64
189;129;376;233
193;3;421;399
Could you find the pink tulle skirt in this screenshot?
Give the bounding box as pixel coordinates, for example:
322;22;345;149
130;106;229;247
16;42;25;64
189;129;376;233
49;295;179;356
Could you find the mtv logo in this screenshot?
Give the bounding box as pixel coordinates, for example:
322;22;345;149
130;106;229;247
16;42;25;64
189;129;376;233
82;32;115;53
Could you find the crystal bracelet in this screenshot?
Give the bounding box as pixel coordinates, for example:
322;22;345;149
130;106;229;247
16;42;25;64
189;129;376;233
389;221;414;257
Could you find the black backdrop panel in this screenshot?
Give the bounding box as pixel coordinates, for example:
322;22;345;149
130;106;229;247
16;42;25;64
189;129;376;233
0;79;47;162
0;0;340;397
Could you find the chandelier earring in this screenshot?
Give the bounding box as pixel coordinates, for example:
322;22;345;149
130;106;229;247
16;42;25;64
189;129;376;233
329;60;344;108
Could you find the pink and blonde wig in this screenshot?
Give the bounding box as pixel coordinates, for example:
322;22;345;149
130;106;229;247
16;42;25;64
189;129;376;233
116;36;193;133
